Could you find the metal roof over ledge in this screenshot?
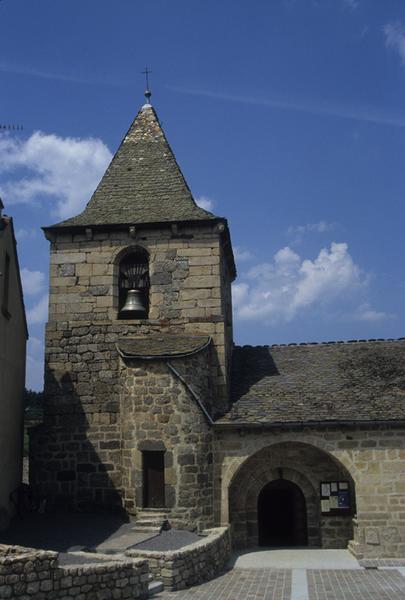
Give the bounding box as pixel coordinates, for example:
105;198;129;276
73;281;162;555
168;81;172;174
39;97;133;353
117;334;211;359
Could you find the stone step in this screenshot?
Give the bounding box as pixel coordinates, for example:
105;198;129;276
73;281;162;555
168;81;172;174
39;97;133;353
135;525;162;533
137;510;169;518
135;509;171;533
348;540;363;560
135;520;170;533
137;515;168;522
148;581;164;597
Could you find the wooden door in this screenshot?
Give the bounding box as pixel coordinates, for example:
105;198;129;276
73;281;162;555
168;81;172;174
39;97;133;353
143;451;165;508
258;479;308;546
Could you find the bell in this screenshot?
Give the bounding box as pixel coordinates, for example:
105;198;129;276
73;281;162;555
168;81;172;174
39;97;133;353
120;289;146;315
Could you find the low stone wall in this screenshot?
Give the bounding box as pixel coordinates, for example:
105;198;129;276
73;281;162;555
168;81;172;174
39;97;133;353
0;544;148;599
126;526;231;591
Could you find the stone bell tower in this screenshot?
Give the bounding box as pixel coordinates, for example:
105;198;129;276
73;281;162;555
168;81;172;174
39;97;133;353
31;97;236;528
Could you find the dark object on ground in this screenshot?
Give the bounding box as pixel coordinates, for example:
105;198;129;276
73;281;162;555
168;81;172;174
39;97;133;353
9;484;37;518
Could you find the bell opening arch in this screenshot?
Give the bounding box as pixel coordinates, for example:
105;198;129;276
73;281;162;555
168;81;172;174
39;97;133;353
114;245;150;320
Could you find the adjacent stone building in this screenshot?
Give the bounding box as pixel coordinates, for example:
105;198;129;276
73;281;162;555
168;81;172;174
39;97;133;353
31;98;405;559
0;199;28;530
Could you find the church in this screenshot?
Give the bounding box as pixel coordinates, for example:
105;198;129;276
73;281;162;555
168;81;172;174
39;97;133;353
31;94;405;560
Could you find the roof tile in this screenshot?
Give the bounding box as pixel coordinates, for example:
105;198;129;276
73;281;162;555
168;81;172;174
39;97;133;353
49;105;217;228
217;339;405;425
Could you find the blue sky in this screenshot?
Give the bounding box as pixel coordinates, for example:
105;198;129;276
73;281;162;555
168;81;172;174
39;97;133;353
0;0;404;390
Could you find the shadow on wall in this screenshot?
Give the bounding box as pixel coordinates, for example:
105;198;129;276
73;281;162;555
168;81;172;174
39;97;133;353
230;346;279;402
24;367;127;549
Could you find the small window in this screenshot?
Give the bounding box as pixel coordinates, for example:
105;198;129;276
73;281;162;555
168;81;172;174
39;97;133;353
1;252;10;318
118;248;149;319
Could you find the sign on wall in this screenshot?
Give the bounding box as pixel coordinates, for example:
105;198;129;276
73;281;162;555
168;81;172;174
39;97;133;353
320;481;351;514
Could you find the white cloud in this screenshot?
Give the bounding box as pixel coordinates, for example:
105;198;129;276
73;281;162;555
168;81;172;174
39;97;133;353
0;131;112;219
384;22;405;65
21;268;45;296
232;242;367;322
27;294;49;325
354;303;395;322
287;221;335;238
0;60;124;87
170;86;405;128
234;246;254;262
195;195;214;211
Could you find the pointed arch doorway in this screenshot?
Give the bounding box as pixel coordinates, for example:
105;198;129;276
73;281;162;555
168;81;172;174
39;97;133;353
258;479;308;547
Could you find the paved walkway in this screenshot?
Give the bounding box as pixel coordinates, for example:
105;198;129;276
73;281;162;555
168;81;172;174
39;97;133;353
156;568;405;599
158;569;292;600
155;549;405;600
231;548;361;570
4;517;405;598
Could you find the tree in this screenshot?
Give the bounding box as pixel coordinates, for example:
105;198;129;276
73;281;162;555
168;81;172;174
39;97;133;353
23;389;45;409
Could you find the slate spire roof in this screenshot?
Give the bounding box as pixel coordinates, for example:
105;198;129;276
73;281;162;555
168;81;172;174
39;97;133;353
49;103;217;229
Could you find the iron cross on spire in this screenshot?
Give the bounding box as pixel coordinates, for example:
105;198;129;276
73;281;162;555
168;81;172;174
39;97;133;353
142;67;152;103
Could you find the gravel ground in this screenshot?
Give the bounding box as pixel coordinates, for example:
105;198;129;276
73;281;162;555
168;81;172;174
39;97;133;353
130;529;202;552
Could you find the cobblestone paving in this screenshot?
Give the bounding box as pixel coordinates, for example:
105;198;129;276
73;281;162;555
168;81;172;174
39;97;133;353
156;568;405;600
158;569;291;599
307;569;405;600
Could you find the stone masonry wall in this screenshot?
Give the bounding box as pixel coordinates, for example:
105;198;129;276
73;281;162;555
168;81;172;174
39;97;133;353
321;515;354;550
0;544;148;600
126;526;231;591
31;222;231;513
120;350;214;530
46;222;231;414
30;418;123;511
30;338;214;528
219;240;234;406
214;425;405;558
227;441;354;549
